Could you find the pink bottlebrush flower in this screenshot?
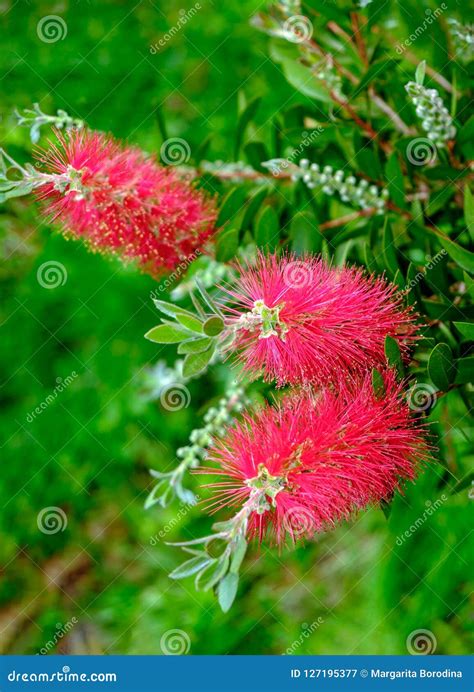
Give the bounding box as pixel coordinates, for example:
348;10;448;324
34;129;217;276
202;370;429;545
221;252;418;386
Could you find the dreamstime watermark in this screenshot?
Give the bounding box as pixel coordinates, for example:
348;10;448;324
150;4;201;54
150;249;202;296
395;5;447;55
37;506;68;534
405;249;447;291
406;383;438;412
149;498;199;545
160;383;191;411
283;260;313;289
282;15;313;43
160;137;191;165
396;495;447;546
282;506;316;538
284;618;324;654
406;628;437;654
37;618;78;655
267;128;323;176
406;137;437;166
37;15;68;43
37;260;67;288
160;628;191;655
26;371;78;423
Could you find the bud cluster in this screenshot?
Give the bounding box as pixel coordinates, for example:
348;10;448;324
448;19;474;64
405;81;456;147
293;159;389;213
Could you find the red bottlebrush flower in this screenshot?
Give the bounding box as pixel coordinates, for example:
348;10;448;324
34;130;217;276
202;370;429;545
222;252;418;386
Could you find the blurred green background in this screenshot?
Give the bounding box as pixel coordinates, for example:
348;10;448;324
0;0;472;656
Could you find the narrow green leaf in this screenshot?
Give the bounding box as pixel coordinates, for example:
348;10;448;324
230;537;247;574
169;556;213;580
385;153;406;210
290;211;321;253
454;356;474;385
218;572;239;613
175;313;203;333
203;316;225;337
152;300;197;320
372;368;386;398
182;342;216;378
196;553;230;592
439;235;474;273
144;324;194;344
384;335;404;377
415;60;426;85
215;227;239;262
234;96;261;159
453;322;474;341
217;187;247;227
464;186;474;243
255;205;279;250
177;336;213;354
382;219;400;280
428;342;457;390
240;187;268;233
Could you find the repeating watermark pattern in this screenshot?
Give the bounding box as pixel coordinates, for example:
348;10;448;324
282;506;316;538
160;383;191;411
406;137;437;166
26;372;78;423
266;128;324;176
406;383;437;412
38;618;78;655
160;629;190;655
149;498;199;545
282;15;313;43
284;618;324;654
396;495;447;546
406;628;437;655
37;506;68;534
150;249;202;295
37;16;68;43
395;6;447;55
405;249;447;292
150;3;201;54
160;137;191;166
283;259;312;289
37;260;68;288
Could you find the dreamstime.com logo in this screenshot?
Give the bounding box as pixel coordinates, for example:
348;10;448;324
284;618;324;654
150;249;202;295
406;629;437;655
37;15;67;43
149;498;199;544
8;666;117;683
37;618;78;655
160;629;191;655
26;371;78;422
37;260;67;288
395;5;447;55
37;506;68;534
396;495;447;546
150;4;201;53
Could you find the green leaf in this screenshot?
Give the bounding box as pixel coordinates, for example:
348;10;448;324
415;60;426;85
439;235;474;273
463;272;474;299
454;356;474;385
464;186;474;243
255;205;279;250
144;324;194;344
177;336;213;354
169;556;213;580
384;335;404;377
353;58;399;98
279;58;332;103
196;552;230;592
217;187;247;227
382;219;401;282
203;316;225;337
428;343;457;390
230;537;247;574
453;322;474;341
372;368;386;398
385;153;406;210
215;227;239;262
182;342;216;378
234;96;261;159
218;572;239;613
240;187;269;233
175;313;203;333
290;211;321;253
